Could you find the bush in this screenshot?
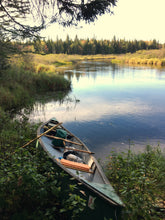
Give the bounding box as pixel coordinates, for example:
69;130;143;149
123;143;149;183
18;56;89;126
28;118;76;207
105;145;165;220
0;117;86;220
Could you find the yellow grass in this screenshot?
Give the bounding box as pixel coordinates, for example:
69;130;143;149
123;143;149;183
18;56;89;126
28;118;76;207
31;53;115;64
9;53;115;74
9;50;165;72
111;48;165;67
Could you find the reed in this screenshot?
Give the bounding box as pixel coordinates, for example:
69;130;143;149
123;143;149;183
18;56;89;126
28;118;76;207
112;48;165;67
0;55;71;111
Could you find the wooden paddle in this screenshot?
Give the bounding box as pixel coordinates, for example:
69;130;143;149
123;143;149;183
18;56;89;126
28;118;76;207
21;122;62;149
53;145;94;154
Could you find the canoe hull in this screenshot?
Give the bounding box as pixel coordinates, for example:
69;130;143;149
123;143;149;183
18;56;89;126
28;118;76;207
37;118;124;219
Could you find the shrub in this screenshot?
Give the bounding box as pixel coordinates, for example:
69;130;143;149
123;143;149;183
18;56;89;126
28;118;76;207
0;117;86;220
105;145;165;220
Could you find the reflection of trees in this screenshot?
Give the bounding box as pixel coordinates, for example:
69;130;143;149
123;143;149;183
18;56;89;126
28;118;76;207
64;60;121;81
21;91;81;120
62;95;80;112
19;90;72;114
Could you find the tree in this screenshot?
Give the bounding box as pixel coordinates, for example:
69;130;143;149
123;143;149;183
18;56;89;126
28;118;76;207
0;0;43;40
63;35;72;54
0;0;117;40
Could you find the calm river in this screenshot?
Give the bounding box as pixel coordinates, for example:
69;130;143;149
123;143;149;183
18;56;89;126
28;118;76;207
29;61;165;160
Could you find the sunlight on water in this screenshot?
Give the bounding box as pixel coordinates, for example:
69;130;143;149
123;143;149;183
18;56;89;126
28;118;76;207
29;61;165;159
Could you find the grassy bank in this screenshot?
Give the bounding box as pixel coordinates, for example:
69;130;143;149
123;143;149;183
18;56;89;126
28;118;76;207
9;53;115;74
1;54;71;111
10;49;165;72
111;48;165;67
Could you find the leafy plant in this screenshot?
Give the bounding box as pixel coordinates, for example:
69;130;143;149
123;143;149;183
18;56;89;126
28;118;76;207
0;118;86;220
105;145;165;219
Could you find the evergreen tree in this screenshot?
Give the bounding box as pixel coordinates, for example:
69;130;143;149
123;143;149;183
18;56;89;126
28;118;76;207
28;36;162;55
70;35;83;54
63;35;72;54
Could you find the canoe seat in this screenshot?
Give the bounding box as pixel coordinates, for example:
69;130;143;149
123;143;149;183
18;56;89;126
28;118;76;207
59;158;92;173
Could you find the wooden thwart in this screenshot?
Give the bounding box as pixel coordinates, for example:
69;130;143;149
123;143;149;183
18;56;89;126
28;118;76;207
53;145;94;154
44;134;83;146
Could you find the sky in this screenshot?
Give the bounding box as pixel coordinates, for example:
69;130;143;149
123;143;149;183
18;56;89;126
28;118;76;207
40;0;165;43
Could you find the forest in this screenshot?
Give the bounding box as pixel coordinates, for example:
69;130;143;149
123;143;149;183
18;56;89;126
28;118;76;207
14;36;163;55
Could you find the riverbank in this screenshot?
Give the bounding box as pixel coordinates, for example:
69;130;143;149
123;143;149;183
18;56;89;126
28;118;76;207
111;48;165;67
9;53;115;74
1;54;71;112
104;145;165;219
0;55;81;219
10;49;165;73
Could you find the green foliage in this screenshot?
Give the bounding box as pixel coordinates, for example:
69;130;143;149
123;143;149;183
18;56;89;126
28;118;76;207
105;145;165;220
0;116;86;220
60;193;86;219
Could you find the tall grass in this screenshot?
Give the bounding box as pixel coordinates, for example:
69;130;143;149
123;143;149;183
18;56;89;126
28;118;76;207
9;53;115;73
0;54;71;111
111;48;165;67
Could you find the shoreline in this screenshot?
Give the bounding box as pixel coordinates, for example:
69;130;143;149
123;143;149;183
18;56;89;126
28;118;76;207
22;49;165;70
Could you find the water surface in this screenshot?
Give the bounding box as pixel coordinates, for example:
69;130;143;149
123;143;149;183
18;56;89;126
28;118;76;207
29;61;165;160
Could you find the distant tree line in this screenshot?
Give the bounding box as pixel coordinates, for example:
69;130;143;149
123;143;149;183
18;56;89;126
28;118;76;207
21;35;163;55
7;35;164;56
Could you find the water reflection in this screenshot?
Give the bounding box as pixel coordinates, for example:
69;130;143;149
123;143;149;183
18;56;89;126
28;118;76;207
29;61;165;159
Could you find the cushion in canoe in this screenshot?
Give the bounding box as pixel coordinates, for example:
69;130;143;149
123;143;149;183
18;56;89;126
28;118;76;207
60;158;91;173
